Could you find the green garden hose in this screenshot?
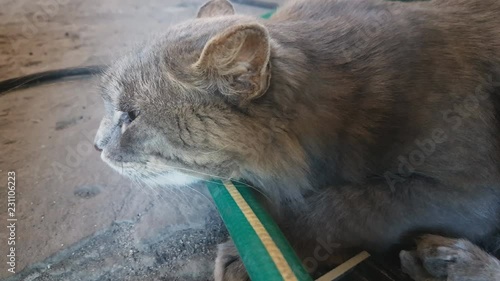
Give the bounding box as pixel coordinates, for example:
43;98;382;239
207;180;313;281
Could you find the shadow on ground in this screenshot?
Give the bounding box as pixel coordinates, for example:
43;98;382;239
5;213;226;281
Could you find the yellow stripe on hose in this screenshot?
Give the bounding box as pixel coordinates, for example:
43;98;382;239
223;180;298;281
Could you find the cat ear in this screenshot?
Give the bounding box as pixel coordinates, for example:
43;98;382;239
194;24;271;103
197;0;235;18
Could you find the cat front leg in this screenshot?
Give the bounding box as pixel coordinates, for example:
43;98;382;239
214;239;249;281
401;234;500;281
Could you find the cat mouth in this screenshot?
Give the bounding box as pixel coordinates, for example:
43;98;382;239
100;152;138;175
100;152;199;186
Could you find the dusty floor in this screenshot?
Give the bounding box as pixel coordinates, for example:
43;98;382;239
0;1;279;280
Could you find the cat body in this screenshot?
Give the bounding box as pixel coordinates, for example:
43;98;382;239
95;0;500;279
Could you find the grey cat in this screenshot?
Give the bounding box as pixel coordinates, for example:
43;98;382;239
94;0;500;280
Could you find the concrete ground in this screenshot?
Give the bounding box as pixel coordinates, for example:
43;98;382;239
0;1;280;280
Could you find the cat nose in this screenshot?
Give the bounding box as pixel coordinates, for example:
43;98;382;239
94;143;103;152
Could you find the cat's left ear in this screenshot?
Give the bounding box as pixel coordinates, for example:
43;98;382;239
197;0;235;18
193;24;271;104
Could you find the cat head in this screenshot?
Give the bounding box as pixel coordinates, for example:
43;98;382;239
94;0;308;190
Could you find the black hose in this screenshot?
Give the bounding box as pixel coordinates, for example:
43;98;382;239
0;65;106;96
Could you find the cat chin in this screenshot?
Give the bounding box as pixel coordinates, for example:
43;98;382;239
140;171;199;187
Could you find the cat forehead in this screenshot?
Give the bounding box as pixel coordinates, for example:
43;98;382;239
100;58;134;103
99;15;260;104
99;52;205;109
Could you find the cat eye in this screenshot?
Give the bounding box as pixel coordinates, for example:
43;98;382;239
127;110;139;122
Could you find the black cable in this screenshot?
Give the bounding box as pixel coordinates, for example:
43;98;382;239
0;65;106;96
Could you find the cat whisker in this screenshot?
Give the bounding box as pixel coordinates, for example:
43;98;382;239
130;166;168;203
144;161;271;201
138;167;204;204
181;184;215;206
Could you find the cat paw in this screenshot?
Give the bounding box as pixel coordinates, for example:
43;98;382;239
401;234;500;281
214;240;249;281
400;250;442;281
415;234;463;278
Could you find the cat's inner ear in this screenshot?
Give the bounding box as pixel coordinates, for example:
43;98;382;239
194;24;271;103
197;0;235;18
